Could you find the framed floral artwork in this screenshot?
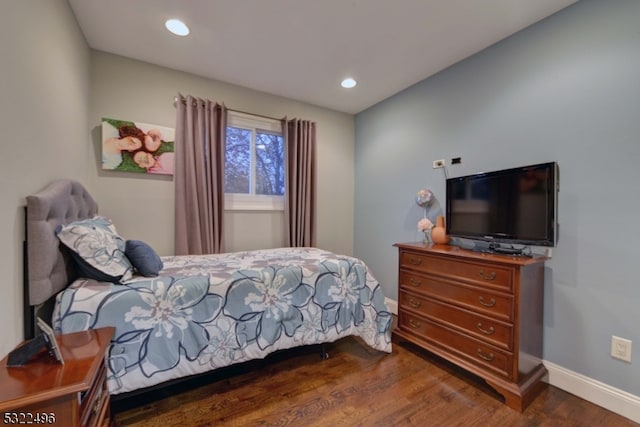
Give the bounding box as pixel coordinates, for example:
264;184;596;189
101;118;175;175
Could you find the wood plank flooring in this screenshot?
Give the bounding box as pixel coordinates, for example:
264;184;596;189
112;337;638;427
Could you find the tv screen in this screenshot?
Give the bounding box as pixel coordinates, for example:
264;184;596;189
446;162;558;247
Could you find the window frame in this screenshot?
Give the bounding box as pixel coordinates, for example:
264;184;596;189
224;111;285;211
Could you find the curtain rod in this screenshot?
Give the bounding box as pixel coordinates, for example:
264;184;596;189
173;96;282;122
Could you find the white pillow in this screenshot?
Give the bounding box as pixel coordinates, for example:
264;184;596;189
56;216;133;283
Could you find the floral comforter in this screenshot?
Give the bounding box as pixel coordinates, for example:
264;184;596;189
52;247;392;395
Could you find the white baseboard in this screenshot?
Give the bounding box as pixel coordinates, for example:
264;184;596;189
384;297;398;315
544;361;640;423
385;297;639;422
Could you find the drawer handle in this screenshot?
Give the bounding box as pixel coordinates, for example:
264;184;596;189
408;277;422;287
478;270;497;280
409;257;423;266
477;323;495;335
408;298;421;308
408;319;422;328
92;389;103;415
476;348;495;361
478;296;496;307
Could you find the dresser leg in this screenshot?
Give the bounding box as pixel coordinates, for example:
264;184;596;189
485;364;548;412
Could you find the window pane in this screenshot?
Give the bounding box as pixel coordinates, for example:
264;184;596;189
255;132;285;196
225;126;251;194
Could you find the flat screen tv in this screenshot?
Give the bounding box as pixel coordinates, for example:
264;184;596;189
446;162;558;248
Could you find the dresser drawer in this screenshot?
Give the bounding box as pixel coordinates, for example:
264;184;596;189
399;290;513;351
399;270;514;321
400;251;513;291
398;311;514;380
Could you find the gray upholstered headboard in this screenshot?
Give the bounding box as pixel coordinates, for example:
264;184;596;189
24;180;97;336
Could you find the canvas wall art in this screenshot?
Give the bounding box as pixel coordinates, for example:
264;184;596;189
101;118;175;175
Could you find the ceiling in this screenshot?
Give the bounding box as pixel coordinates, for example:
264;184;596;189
68;0;578;114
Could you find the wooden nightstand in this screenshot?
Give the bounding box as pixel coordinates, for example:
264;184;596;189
0;327;114;427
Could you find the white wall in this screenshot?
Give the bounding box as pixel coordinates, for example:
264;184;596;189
355;0;640;398
89;51;355;257
0;0;91;355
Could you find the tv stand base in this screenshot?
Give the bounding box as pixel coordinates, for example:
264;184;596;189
492;246;523;255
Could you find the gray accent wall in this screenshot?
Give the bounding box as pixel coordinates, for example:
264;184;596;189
355;0;640;396
0;0;90;355
88;51;355;258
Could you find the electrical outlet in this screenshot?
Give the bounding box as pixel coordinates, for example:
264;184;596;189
432;159;445;169
611;336;632;363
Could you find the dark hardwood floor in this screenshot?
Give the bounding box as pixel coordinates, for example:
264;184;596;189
112;337;638;427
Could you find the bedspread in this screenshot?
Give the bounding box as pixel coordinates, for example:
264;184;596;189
52;247;392;394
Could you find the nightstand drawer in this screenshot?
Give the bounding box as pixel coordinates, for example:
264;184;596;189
400;251;513;291
399;270;514;321
399;290;513;350
80;361;109;427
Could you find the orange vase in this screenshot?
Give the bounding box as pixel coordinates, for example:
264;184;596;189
431;215;450;244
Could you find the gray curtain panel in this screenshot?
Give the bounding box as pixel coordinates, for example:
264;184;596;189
174;94;226;255
282;118;317;247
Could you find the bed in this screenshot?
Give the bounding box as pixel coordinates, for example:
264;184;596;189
24;180;392;396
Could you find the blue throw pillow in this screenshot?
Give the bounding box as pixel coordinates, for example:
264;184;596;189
125;240;164;277
55;216;133;283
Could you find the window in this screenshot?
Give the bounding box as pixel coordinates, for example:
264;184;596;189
225;111;285;210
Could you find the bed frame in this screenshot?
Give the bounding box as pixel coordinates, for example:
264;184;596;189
24;180;98;339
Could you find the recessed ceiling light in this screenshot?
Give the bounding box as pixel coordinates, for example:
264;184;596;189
165;19;190;36
341;78;357;89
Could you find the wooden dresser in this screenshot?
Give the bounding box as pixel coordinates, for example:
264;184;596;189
0;327;114;426
393;242;547;411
